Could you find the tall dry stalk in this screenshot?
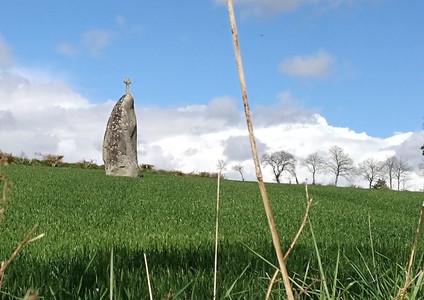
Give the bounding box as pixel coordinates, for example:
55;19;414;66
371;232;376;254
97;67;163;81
225;1;295;299
266;183;314;298
0;174;9;225
213;160;226;300
0;225;44;289
395;200;424;300
144;253;153;300
109;247;114;300
0;173;44;294
265;268;280;300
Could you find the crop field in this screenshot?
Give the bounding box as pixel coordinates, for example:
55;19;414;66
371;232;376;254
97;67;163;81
1;165;424;299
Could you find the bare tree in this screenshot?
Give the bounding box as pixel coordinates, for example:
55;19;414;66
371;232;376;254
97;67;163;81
287;163;299;184
383;156;398;189
325;145;355;186
419;162;424;178
419;162;424;191
301;152;326;185
262;150;296;183
217;159;227;174
358;158;384;189
232;164;245;181
79;158;96;169
394;157;410;191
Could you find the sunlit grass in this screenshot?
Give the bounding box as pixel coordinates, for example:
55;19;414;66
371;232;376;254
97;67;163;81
1;165;423;298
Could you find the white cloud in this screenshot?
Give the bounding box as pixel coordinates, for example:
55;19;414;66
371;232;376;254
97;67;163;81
279;49;334;77
253;91;318;125
116;15;126;29
115;15;143;34
56;42;77;57
0;62;110;163
0;68;91;112
214;0;376;16
82;29;116;58
214;0;312;15
56;29;116;59
1;42;422;190
223;135;267;161
1;64;423;190
56;19;142;59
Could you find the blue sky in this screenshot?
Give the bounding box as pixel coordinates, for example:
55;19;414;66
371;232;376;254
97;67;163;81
1;0;424;189
1;0;423;136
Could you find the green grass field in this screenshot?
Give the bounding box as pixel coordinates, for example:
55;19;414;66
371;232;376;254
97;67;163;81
1;165;423;299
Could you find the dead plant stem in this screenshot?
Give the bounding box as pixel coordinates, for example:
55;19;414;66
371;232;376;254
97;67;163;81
226;1;294;299
213;171;221;300
265;268;280;300
266;183;313;298
0;224;38;288
144;253;153;300
284;184;313;260
396;200;424;300
0;176;9;224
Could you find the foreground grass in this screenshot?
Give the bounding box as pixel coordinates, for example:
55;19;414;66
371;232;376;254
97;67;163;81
0;165;423;299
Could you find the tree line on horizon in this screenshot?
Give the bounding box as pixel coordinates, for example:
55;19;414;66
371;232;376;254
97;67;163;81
232;145;424;191
2;144;424;191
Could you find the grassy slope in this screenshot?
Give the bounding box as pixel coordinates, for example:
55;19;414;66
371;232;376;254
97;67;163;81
1;165;423;299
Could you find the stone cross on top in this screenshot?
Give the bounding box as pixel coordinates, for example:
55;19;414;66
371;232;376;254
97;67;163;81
124;77;131;94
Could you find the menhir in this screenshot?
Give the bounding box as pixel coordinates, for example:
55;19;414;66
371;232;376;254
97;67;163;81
103;91;139;177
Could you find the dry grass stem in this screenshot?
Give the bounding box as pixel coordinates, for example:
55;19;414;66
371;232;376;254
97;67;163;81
144;253;153;300
395;200;424;300
267;184;313;297
296;278;321;298
284;183;313;260
1;174;44;291
0;224;42;288
265;268;280;300
213;168;223;300
226;1;294;299
28;234;46;243
23;289;39;300
1;176;10;225
110;247;114;300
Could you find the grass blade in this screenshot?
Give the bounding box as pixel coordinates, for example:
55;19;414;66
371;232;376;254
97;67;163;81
308;219;330;299
109;247;114;300
223;264;250;299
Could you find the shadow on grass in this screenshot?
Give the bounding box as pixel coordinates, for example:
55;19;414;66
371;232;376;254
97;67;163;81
1;240;418;300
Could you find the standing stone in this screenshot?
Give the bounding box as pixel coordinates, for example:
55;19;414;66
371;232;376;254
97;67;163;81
103;78;139;177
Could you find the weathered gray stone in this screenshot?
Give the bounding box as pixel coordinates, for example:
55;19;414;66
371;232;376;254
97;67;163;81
103;84;139;177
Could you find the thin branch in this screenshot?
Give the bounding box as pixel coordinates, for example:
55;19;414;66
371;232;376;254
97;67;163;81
226;1;294;299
